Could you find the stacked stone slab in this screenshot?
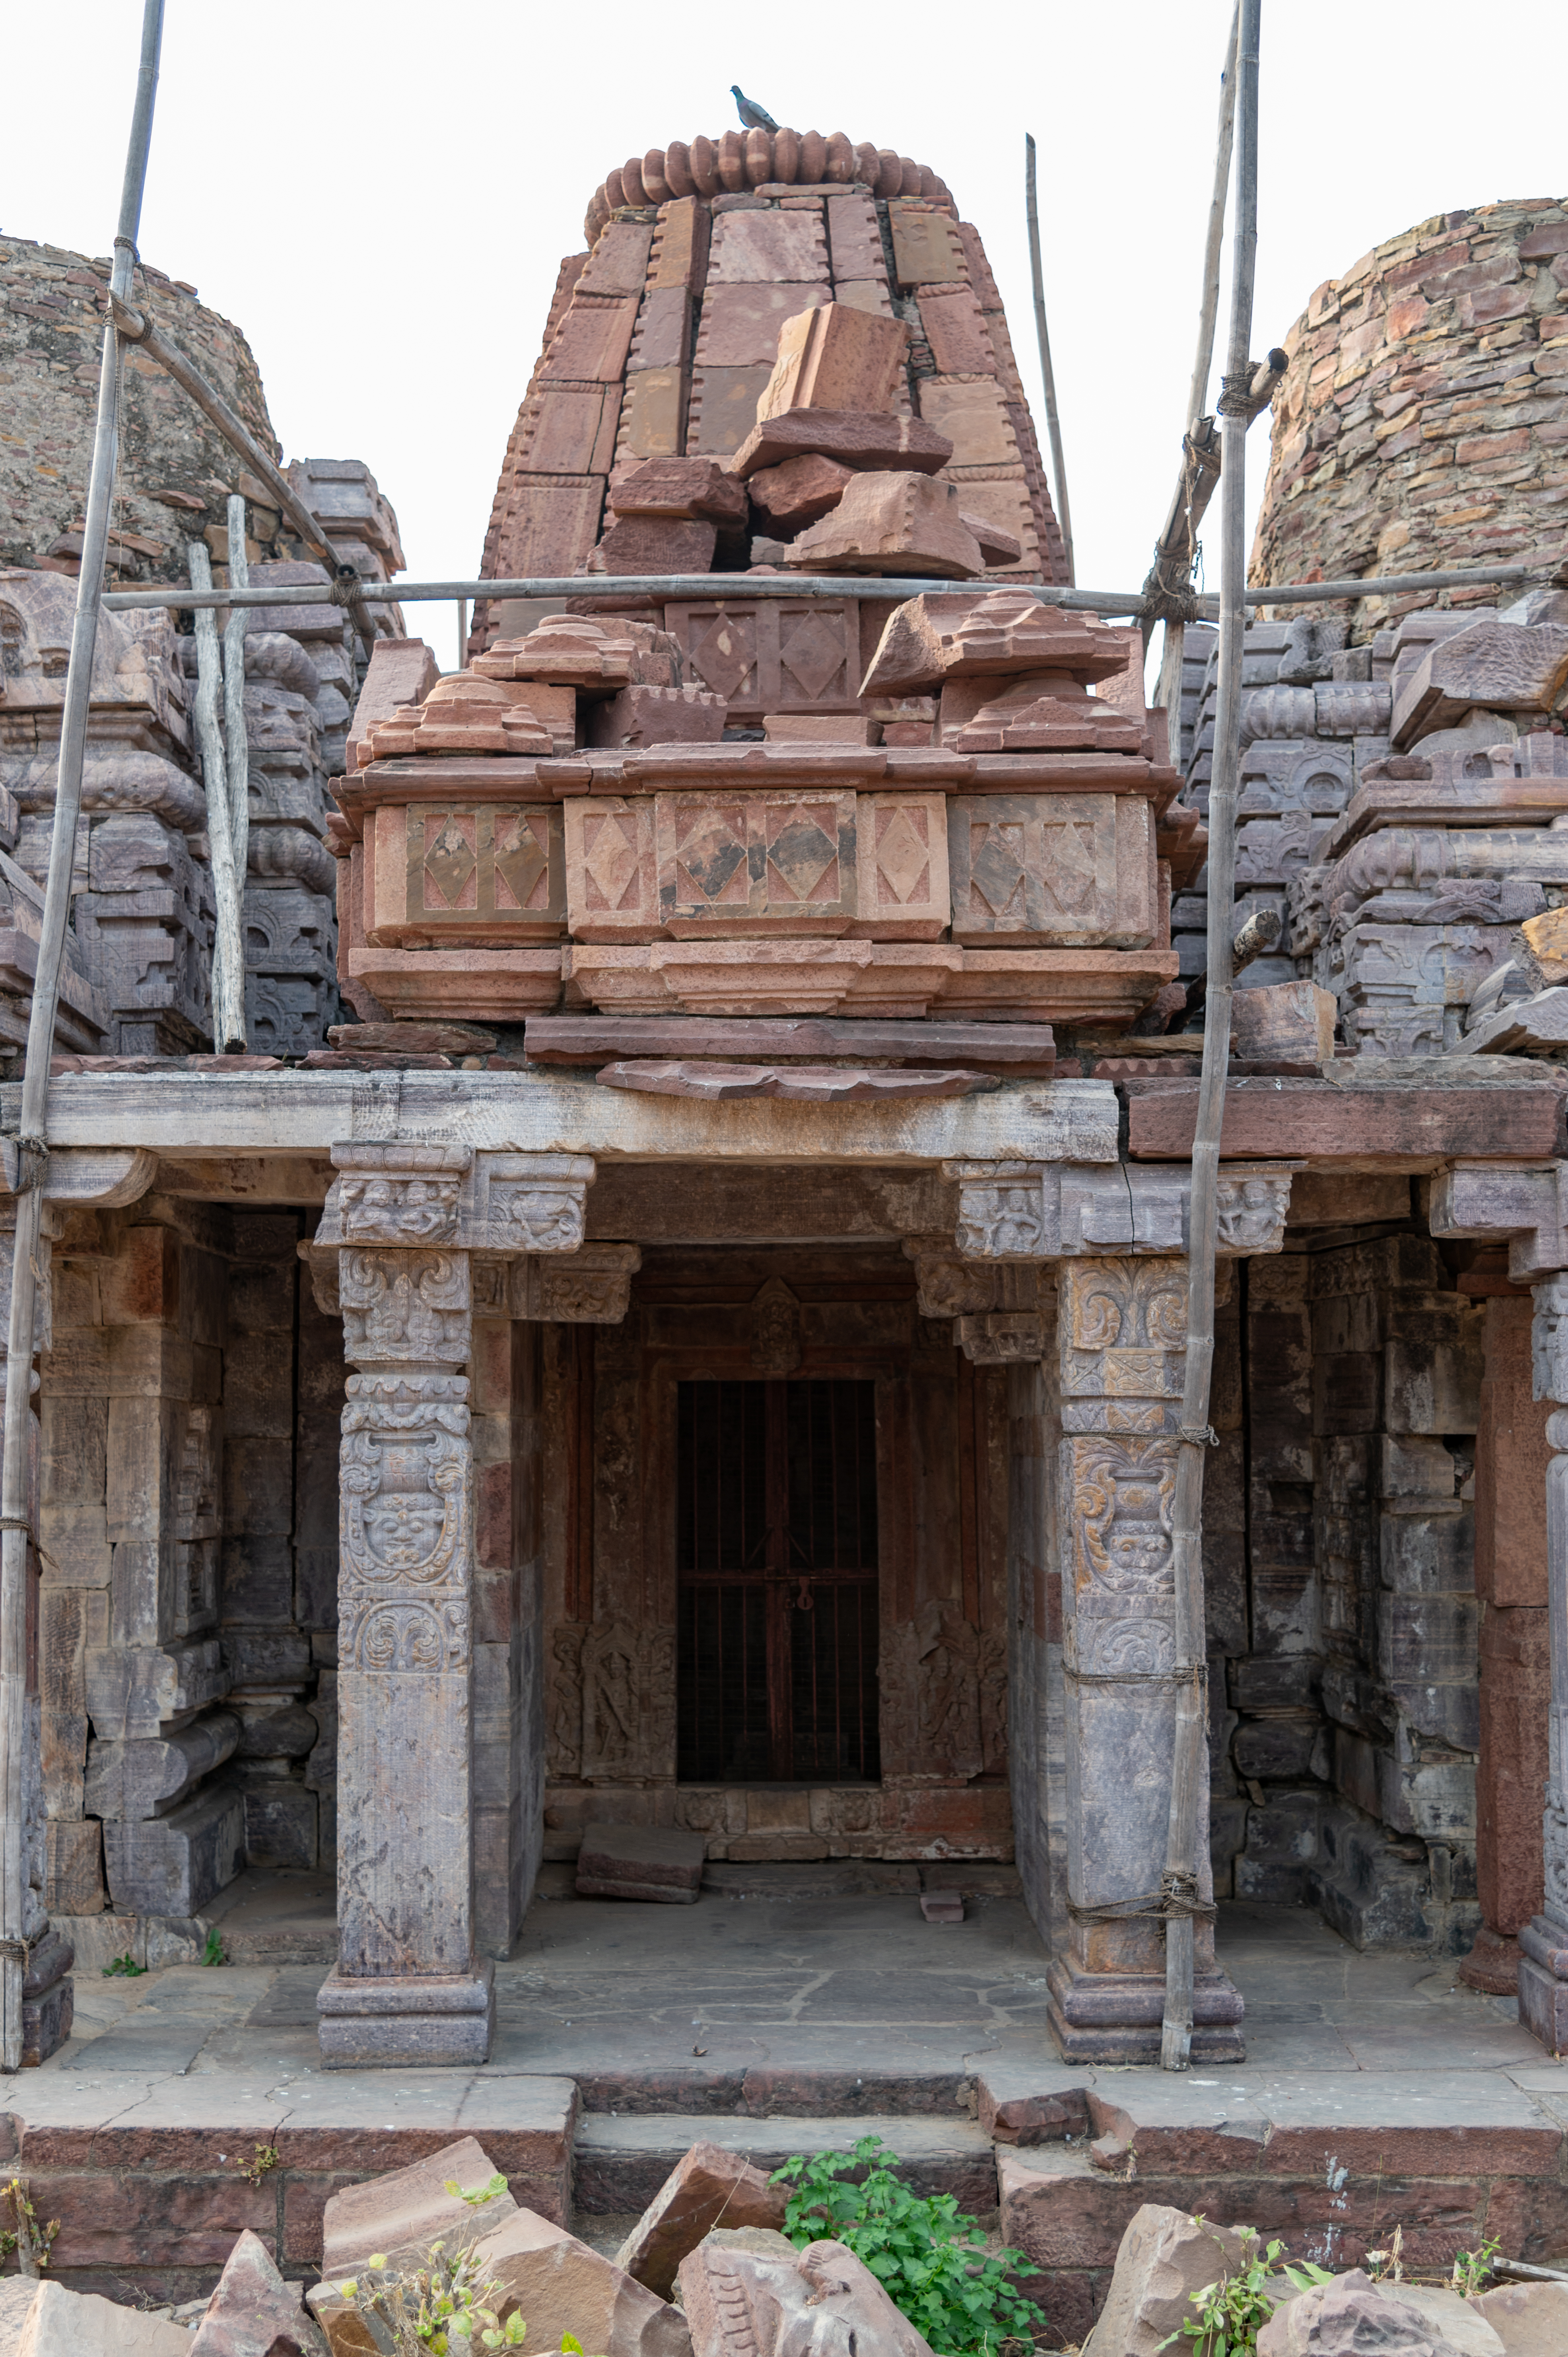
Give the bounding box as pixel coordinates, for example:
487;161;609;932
1253;199;1568;613
473;132;1068;646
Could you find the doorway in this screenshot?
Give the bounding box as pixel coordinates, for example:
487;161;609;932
675;1378;880;1783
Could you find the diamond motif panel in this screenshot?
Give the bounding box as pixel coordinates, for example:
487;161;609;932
388;805;564;944
563;797;658;938
663;599;858;718
852;793;951;941
948;793;1135;945
656;790;857;931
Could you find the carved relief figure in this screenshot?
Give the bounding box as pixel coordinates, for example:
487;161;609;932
490;1181;586;1254
1075;1435;1176;1597
338;1172;460;1245
750;1276;802;1374
1215;1172;1292;1255
338;1372;473;1674
548;1623;585;1778
914;1599;983;1778
174;1402;221;1636
581;1615;640;1777
956;1176;1045;1259
340;1249;469;1364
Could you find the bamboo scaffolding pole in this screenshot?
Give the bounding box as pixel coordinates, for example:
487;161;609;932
1024;134;1074;585
1159;0;1264;2075
0;0;165;2073
98;558;1537;620
187;542;246;1051
223;494;251;927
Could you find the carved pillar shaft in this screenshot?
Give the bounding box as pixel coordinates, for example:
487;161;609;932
1045;1254;1244;2062
1517;1275;1568;2050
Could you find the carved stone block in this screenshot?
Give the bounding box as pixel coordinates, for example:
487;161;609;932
948;794;1155;947
471;1153;597;1256
851;792;950;939
564;798;660;939
368;804;565;946
946;1160;1294;1262
319;1144;472;1251
511;1244;641;1323
656;790;857;933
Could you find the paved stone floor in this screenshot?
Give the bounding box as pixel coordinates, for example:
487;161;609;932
30;1884;1554;2118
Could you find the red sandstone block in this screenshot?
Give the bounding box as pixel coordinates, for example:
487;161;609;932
758;304;908;421
597;516;718;574
608;458;747;525
748;453;853;530
35;2171;277;2272
917;288;995;375
696;282;831;369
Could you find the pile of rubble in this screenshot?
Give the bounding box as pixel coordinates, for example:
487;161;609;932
10;2150;1565;2353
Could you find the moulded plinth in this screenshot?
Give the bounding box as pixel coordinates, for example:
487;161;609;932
1045;1955;1245;2064
317;1961;496;2069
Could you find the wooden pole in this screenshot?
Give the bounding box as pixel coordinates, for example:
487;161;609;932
1024;134;1074;584
0;0;164;2073
1187;2;1241;436
222;494;250;1044
187;544;245;1052
1159;0;1263;2075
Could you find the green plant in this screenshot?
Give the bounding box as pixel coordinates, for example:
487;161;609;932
0;2177;60;2275
201;1928;227;1967
101;1952;146;1977
1366;2223;1405;2283
1451;2237;1500;2299
771;2134;1050;2355
335;2240;526;2353
1160;2225;1333;2357
239;2145;278;2188
443;2172;509;2209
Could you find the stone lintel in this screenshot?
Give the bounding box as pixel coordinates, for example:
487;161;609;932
0;1071;1119;1170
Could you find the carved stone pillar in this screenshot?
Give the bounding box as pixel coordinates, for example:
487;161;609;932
1046;1255;1244;2062
313;1143;595;2067
1517;1274;1568;2050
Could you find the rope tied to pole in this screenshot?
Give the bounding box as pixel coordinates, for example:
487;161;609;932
1178;1424;1220;1448
1218;367;1259;416
327;571;367;610
1069;1876;1216;1925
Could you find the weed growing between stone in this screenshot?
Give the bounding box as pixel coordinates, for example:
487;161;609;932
771;2133;1052;2354
1159;2225;1332;2356
334;2240;528;2353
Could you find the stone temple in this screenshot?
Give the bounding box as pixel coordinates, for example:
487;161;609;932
5;143;1568;2322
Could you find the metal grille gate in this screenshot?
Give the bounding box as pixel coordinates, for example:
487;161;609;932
676;1379;880;1784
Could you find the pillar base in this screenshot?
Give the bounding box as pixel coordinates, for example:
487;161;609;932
1518;1916;1568;2054
1046;1955;1246;2064
22;1928;74;2067
1458;1925;1523;1995
316;1961;495;2069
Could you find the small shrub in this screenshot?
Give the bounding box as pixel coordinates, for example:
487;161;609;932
200;1928;227;1967
101;1953;146;1977
772;2134;1051;2355
1160;2225;1332;2357
334;2240;525;2353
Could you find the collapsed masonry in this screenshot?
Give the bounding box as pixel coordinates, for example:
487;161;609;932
2;163;1568;2080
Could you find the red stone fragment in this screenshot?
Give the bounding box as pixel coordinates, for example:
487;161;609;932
188;2227;325;2356
731;407;952;480
608;458;748;526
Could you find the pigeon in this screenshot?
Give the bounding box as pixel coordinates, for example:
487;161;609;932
731;85;779;133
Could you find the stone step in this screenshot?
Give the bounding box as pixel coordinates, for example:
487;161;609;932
571;2112;999;2218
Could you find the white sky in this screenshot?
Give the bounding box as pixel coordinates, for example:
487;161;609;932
4;1;1564;671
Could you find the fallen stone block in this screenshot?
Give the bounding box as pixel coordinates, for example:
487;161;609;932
1257;2270;1473;2356
960;511;1022;566
1473;2277;1568;2354
679;2235;936;2357
1391;621;1568;749
731;408;952;480
1230;979;1337;1066
748;453;853;532
1521;904;1568;987
320;2135;517;2276
472;2206;692;2356
862;587;1131;697
1082;2205;1259;2357
758;304;908;421
919;1889;964;1923
787;472;984;579
615;2139;790;2299
1457;984;1568;1057
609;459;748;526
1389;2285;1504;2355
325;1022;497;1055
10;2279;190;2355
597;517;719;575
577;1823;705;1902
188;2227;328;2356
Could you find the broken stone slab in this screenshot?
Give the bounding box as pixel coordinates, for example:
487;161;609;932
596;517;719;575
786;473;984;579
608;459;748;527
319;2135;518;2276
614;2138;789;2300
731;409;952;480
747;454;853;532
1391;621;1568;749
188;2227;328;2356
1082;2206;1260;2357
523;1014;1055;1070
325;1022;498;1055
1454;985;1568;1057
678;2235;937;2357
586;683;728;749
8;2280;191;2355
960;511;1023;566
1257;2270;1475;2356
594;1060;996;1102
1230;980;1337;1067
469;2206;692;2357
1389;2287;1505;2356
862;588;1131;697
1472;2277;1568;2354
83;1712;241;1820
577;1823;705;1903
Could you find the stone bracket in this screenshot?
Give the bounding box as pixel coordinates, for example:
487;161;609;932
510;1242;641;1323
1429;1160;1568;1281
0;1142;157;1207
942;1158;1298;1260
317;1143;597;1255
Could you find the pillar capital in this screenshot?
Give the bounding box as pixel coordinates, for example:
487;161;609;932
1432;1161;1568;1282
319;1144;596;1257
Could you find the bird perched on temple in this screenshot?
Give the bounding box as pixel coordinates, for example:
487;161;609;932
731;85;779;132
